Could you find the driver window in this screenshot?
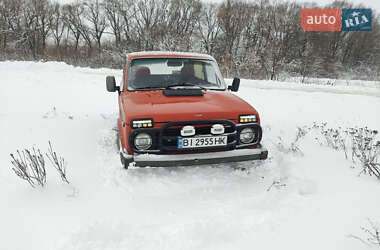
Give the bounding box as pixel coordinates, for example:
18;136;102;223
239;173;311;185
194;63;205;80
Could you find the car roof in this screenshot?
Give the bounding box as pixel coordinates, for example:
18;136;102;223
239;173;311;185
126;51;216;61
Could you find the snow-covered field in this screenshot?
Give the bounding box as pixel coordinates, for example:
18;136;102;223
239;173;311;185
1;61;379;250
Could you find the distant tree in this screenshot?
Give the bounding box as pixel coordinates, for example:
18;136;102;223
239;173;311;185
83;0;108;50
63;2;86;51
217;0;251;75
161;0;202;51
252;1;301;80
131;0;167;50
197;3;221;55
104;0;124;47
0;0;380;79
50;3;67;58
217;0;249;55
33;0;53;52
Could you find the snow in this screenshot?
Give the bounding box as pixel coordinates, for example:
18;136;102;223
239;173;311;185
0;61;379;250
233;78;380;98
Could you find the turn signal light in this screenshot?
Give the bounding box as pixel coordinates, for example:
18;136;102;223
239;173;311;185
132;119;153;128
239;115;257;123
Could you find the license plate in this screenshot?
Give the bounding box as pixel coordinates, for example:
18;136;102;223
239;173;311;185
178;136;227;149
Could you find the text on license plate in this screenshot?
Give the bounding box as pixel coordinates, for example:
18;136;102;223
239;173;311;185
178;136;227;148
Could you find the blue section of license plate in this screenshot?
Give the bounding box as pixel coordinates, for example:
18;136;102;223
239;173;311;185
178;137;183;148
178;136;227;149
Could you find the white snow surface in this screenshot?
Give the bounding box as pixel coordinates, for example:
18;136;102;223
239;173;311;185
0;61;379;250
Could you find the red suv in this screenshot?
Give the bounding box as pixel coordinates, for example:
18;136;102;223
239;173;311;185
106;51;268;168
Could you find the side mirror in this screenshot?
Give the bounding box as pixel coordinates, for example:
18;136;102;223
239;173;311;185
106;76;119;92
228;78;240;92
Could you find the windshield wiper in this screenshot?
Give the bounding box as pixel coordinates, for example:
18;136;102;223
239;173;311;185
133;86;164;91
165;83;207;90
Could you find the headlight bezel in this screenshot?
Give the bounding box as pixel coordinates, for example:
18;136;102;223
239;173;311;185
239;127;255;144
134;132;153;150
239;114;257;123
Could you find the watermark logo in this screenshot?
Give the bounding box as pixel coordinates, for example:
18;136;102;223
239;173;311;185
342;9;372;31
301;8;341;31
301;8;372;31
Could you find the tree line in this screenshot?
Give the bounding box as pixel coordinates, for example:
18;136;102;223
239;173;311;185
0;0;379;81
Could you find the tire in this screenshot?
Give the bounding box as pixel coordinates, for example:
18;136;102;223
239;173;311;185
120;152;133;169
117;131;133;169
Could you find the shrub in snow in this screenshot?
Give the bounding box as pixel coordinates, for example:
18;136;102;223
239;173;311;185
312;123;348;158
276;126;310;156
279;123;380;180
10;142;69;187
349;128;380;179
312;123;380;179
10;148;47;188
350;219;380;247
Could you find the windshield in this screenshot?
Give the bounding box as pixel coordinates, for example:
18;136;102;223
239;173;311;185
127;58;225;91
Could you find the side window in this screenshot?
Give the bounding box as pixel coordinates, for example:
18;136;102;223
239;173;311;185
194;63;205;80
205;63;217;84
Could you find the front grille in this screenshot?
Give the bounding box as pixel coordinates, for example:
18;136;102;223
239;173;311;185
129;120;262;154
164;125;235;136
160;120;237;152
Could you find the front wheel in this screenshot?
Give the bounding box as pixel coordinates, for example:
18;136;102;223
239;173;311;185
120;152;133;169
117;132;133;169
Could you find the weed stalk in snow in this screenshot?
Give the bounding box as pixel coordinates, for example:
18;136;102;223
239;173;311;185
10;142;69;187
10;148;47;188
46;141;69;184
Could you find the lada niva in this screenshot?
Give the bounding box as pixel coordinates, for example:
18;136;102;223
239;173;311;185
106;51;268;168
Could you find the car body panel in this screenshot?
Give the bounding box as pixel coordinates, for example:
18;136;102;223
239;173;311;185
121;90;260;124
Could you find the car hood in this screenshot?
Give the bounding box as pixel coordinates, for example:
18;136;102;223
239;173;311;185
122;90;258;123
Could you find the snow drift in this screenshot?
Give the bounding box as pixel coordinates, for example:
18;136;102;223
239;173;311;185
0;61;380;250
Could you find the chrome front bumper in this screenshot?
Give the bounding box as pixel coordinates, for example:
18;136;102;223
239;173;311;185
130;146;268;167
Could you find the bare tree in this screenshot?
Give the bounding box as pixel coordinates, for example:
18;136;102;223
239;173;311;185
217;0;251;76
62;3;82;51
217;0;249;55
84;0;108;50
49;3;66;59
104;0;123;47
131;0;167;50
253;1;301;79
161;0;201;51
64;1;92;50
16;0;53;58
32;0;53;52
197;3;221;54
20;1;39;58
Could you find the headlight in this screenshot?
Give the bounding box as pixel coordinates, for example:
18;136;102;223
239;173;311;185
132;119;153;128
239;115;257;123
134;133;152;150
239;127;255;144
